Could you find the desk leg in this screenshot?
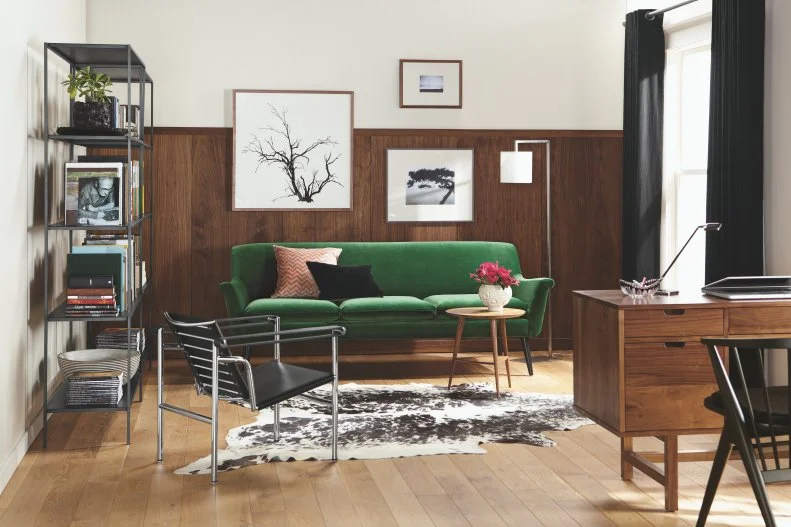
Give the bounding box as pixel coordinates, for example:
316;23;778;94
490;319;500;396
664;435;679;512
448;317;465;390
621;437;634;480
620;434;679;512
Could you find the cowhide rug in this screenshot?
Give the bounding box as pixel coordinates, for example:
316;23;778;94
177;383;592;475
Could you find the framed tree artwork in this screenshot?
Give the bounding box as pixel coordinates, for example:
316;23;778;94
399;59;462;108
386;148;474;222
232;90;354;210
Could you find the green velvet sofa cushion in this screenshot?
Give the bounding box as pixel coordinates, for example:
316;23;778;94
339;296;436;321
272;318;531;340
245;298;340;321
424;294;530;314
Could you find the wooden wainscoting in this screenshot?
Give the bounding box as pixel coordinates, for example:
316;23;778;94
111;127;622;351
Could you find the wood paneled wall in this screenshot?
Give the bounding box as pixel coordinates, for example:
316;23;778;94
148;128;622;351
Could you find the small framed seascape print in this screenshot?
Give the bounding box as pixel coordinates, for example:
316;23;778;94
399;59;462;109
386;148;474;222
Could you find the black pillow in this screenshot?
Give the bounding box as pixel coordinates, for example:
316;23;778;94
306;261;383;301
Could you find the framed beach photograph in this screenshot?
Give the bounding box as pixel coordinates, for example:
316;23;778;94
233;90;354;210
386;148;474;222
64;162;124;226
399;59;463;108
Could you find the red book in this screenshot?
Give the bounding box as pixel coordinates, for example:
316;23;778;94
66;298;116;305
66;288;115;296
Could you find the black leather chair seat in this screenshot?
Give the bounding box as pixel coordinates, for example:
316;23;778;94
705;386;790;430
251;361;334;409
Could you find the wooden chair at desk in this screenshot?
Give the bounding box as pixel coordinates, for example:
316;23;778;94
697;338;791;527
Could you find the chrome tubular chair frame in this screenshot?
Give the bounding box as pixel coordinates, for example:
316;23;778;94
156;313;344;483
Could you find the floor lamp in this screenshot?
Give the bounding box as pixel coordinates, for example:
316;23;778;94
506;139;553;359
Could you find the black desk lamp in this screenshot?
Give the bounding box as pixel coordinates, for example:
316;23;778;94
656;222;723;296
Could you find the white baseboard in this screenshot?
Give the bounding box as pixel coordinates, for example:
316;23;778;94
0;410;48;495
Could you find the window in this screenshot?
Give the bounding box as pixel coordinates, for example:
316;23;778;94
660;21;711;293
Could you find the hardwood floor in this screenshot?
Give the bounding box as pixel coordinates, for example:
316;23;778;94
2;351;790;526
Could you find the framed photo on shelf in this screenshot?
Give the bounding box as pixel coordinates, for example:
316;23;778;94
232;89;354;211
65;162;123;226
399;59;463;108
386;148;474;222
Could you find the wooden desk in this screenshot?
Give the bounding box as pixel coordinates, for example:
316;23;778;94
572;290;791;512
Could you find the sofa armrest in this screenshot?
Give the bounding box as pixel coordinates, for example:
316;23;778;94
219;277;250;318
512;276;555;337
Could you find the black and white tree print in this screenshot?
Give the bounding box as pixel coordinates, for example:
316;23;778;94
405;167;455;205
243;104;342;203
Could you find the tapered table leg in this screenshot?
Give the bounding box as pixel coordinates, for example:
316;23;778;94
490;319;500;395
499;320;512;387
448;317;465;389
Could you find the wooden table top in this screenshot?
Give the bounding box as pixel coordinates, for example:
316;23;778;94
445;307;526;319
573;290;791;310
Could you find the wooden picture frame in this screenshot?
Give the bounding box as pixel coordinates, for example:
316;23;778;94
232;89;354;211
399;59;463;109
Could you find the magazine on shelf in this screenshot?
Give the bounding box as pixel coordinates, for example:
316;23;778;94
65;162;124;226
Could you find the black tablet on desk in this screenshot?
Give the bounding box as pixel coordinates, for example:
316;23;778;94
702;276;791;300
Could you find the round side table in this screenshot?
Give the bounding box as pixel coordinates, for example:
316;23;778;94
445;307;526;396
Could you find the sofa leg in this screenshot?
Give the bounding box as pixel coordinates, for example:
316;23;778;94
520;338;534;376
243;345;251;361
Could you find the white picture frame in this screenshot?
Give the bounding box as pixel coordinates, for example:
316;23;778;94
232;90;354;211
386;148;474;223
399;59;463;109
64;162;124;226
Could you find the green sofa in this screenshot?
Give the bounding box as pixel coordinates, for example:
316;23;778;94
219;241;554;374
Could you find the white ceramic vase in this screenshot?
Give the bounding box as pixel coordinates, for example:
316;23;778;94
478;284;512;312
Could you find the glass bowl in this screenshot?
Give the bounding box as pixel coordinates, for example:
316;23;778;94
619;278;661;299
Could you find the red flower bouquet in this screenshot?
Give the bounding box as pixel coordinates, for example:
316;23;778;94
469;261;520;288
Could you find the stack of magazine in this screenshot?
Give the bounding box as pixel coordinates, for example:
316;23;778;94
97;327;145;352
66;371;124;406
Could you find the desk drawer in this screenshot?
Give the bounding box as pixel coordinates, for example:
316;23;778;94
729;306;791;335
624;342;721;387
624;342;726;432
624;308;724;338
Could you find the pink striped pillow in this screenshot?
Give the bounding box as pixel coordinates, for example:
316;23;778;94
272;246;342;298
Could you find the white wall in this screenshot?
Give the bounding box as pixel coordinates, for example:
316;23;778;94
764;0;791;385
0;0;86;494
86;0;626;129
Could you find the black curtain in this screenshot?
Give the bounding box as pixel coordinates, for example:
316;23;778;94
705;0;766;386
705;0;765;283
622;10;665;282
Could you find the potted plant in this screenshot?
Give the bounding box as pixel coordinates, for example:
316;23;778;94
470;261;520;312
61;66;114;131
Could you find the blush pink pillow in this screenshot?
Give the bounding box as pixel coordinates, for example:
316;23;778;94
271;246;342;298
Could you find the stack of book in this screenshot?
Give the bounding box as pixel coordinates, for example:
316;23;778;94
66;371;124;406
65;275;119;317
97;327;145;352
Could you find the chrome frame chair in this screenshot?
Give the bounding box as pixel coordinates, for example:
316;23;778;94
156;312;345;483
697;338;791;527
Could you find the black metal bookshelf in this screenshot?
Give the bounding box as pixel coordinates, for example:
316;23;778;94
42;43;155;446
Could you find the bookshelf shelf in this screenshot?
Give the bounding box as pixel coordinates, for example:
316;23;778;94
48;134;152;149
46;366;145;413
47;213;151;231
42;42;155;447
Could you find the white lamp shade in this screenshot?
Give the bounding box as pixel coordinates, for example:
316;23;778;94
500;151;533;183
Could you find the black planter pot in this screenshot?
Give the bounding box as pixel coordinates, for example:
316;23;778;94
73;100;113;130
